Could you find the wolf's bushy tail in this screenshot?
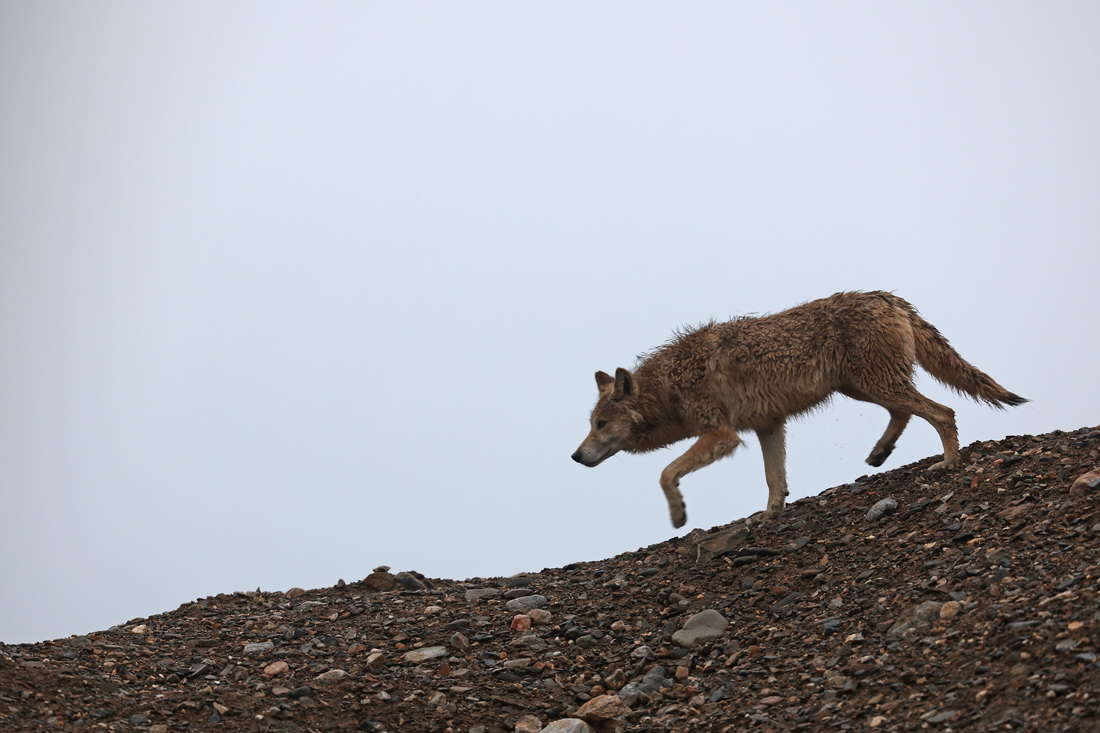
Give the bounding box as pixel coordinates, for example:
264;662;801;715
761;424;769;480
901;300;1027;409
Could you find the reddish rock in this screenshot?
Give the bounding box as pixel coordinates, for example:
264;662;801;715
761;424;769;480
362;570;396;592
1071;467;1100;494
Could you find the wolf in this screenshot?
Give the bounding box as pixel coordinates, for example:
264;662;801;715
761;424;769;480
571;291;1026;528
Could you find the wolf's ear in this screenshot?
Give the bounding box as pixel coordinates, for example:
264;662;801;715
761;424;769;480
595;371;615;392
612;367;634;399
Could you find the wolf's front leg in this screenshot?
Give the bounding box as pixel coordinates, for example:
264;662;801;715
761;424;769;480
756;422;788;517
659;428;741;528
659;470;688;528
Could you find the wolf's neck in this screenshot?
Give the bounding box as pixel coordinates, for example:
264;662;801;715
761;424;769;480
627;373;693;452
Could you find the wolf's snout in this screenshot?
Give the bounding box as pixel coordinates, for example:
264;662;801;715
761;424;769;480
572;446;606;467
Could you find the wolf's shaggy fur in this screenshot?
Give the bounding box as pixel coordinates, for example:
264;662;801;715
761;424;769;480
571;291;1026;528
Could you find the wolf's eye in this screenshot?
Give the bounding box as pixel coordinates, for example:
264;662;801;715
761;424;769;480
596;420;607;429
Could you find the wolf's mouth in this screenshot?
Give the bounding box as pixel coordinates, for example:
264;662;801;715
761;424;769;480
571;446;617;467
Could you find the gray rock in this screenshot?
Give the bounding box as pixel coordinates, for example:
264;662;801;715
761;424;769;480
576;634;600;649
450;632;471;652
887;601;943;639
637;665;669;696
67;636;94;650
671;609;729;648
505;594;548;611
243;641;274;655
314;668;347;681
540;719;594;733
394;571;429;590
616;683;641;707
603;668;626;691
786;536;812;552
692;526;749;562
772;591;804;609
866;497;899;522
707;685;730;702
516;634;548;652
403;646;448;663
1006;620;1041;630
921;710;959;724
465;588;502;602
504;575;536;587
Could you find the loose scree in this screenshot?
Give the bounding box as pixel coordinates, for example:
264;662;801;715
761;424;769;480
571;291;1026;528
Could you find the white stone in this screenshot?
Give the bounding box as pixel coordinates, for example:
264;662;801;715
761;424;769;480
539;720;593;733
671;609;728;648
403;646;448;663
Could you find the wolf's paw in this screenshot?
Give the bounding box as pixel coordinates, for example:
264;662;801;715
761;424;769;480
925;459;958;472
746;507;779;526
670;504;687;529
866;449;892;467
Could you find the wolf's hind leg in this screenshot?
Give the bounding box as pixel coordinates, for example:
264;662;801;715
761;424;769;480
660;427;740;528
840;387;914;468
886;393;957;468
756;422;788;516
850;383;959;469
866;409;912;467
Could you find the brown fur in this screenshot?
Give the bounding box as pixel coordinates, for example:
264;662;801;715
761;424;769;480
571;291;1026;528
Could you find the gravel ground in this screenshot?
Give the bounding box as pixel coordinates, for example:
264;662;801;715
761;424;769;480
3;426;1099;732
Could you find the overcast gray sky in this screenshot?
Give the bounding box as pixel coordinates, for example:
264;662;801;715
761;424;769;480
2;2;1097;644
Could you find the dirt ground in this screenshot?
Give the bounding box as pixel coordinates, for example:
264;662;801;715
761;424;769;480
3;426;1099;732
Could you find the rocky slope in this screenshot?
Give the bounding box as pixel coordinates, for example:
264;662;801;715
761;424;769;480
3;426;1099;732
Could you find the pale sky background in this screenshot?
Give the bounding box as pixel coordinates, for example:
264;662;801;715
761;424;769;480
2;2;1098;644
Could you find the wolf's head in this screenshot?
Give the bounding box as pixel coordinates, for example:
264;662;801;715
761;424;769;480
571;367;639;467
